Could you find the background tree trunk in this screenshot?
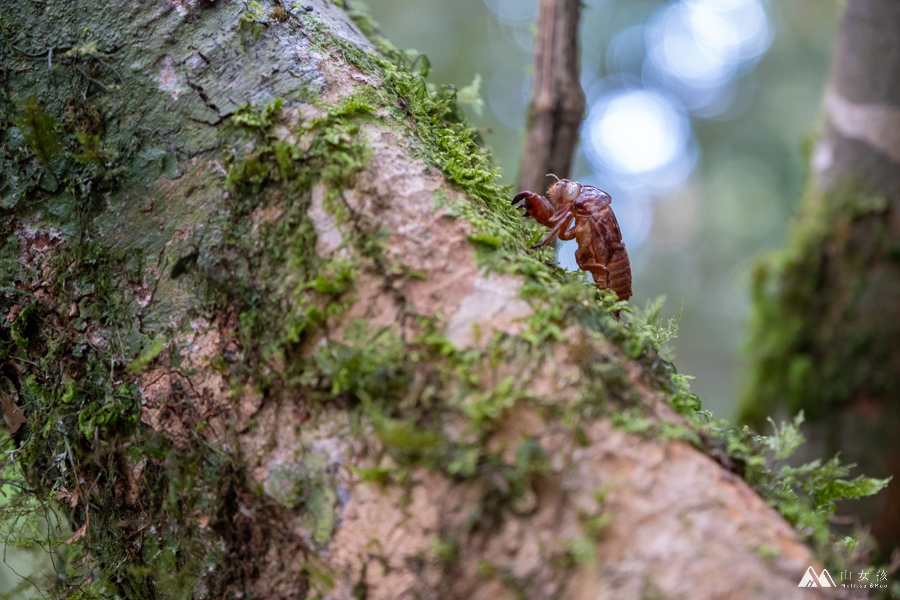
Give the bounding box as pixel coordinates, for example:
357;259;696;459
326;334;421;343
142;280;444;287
516;0;585;195
742;0;900;555
0;1;882;598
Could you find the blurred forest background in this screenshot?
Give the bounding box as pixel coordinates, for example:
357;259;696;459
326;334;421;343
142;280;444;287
362;0;840;421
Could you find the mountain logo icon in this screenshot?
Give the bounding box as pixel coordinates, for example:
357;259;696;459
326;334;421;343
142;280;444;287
798;566;836;587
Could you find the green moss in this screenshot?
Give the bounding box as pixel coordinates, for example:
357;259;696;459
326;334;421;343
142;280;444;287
296;9;552;287
9;304;35;347
565;537;598;567
331;0;413;65
126;336;166;373
208;79;561;529
269;454;340;547
742;184;896;424
582;512;614;539
429;535;460;564
237;1;268;40
699;412;890;550
348;465;392;485
196;93;384;392
223;94;374;210
14;95;61;172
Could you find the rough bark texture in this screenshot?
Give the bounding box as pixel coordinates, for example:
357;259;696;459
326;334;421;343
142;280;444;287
742;0;900;553
516;0;586;195
0;1;873;598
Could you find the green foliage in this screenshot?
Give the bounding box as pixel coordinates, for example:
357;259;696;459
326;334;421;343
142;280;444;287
268;454;340;547
306;99;375;196
563;536;598;567
224;95;373;203
126;336;166;373
622;296;680;361
582;511;613;539
209;94;379;385
76;382;141;438
0;2;340;594
312;322;409;402
457;74;485;117
230;96;283;132
0;197;211;595
9;304;35;347
429;535;460;564
377;66;512;220
705;412;890;548
285;310;554;523
237;1;267;40
299;15;532;270
308;258;356;295
70;132;116;166
764;414;805;460
462;375;519;430
332;0;411;65
374;417;444;454
14;95;61;168
560;296;890;555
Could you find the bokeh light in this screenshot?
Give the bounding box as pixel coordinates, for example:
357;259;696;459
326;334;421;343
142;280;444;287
483;0;538;24
645;0;772;113
584;89;690;176
581;0;771;235
487;68;530;130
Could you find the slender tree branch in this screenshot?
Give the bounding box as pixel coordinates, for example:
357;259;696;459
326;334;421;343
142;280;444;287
517;0;586;195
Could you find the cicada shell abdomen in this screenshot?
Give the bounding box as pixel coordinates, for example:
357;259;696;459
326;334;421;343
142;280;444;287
606;248;632;301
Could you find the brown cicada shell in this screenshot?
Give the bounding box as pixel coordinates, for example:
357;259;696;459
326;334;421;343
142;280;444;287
513;176;632;302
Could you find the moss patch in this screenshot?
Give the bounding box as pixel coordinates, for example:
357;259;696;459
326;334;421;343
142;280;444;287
741;183;897;424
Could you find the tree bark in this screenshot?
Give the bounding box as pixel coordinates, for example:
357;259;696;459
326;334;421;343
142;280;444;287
0;1;872;598
742;0;900;553
516;0;586;196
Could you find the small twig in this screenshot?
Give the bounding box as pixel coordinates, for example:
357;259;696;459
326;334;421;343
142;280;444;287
42;505;65;577
62;437;94;576
6;449;28;482
73;65;111;91
0;478;36;493
11;44;72;59
517;0;586;195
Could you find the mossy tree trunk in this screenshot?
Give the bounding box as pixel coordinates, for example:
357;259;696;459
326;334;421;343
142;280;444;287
0;1;880;598
743;0;900;554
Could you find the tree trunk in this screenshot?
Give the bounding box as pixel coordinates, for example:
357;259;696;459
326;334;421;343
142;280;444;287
742;0;900;553
0;1;880;598
516;0;585;195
